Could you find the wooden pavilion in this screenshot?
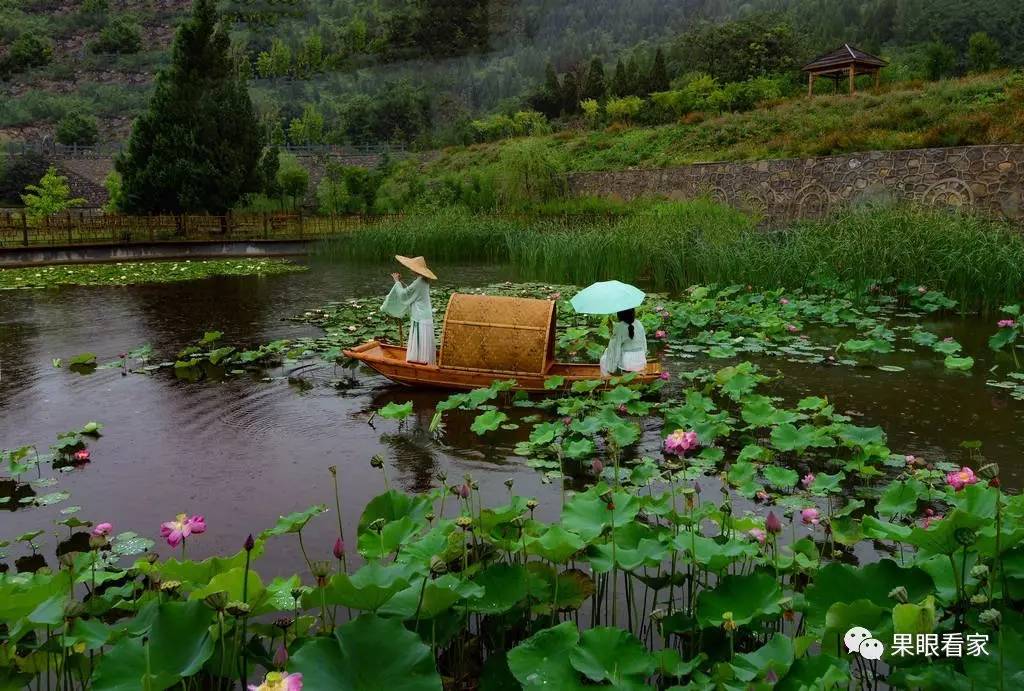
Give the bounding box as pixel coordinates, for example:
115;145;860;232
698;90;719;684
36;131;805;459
802;44;887;95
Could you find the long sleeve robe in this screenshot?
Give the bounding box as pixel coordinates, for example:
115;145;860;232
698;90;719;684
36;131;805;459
381;277;436;364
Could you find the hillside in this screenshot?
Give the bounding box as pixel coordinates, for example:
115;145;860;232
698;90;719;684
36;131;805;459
1;0;1023;148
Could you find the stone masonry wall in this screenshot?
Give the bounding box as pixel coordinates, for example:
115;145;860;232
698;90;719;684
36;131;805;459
568;145;1024;224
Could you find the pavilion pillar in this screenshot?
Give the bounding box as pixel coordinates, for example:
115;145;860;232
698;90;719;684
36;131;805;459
808;72;815;96
849;64;855;94
874;70;880;90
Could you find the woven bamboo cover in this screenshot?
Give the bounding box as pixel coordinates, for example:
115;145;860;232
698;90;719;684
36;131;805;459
439;294;555;374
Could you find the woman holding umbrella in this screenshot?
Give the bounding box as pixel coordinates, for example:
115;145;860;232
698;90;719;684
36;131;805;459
382;255;437;365
569;280;649;377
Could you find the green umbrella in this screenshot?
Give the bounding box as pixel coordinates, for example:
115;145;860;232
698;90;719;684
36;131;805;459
570;280;645;315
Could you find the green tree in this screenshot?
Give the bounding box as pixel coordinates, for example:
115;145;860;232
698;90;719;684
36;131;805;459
674;18;799;83
924;41;958;80
648;48;670;93
56;111;99;146
967;32;1001;72
103;171;124;212
288;104;325;145
610;58;629;97
115;0;265;214
582;57;606;101
560;71;580;114
21;166;87;221
606;96;644;123
275;153;309;209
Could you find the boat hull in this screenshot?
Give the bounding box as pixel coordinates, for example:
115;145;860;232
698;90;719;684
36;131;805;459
342;340;662;392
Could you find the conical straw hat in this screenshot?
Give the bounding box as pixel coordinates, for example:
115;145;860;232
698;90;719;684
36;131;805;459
395;255;437;280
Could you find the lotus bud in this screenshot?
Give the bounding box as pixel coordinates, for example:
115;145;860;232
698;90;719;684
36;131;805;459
333;537;345;560
370;454;384;469
58;553;76;569
204;591;229;611
591;459;604;475
970;564;990;580
226;601;251;617
244;534;255;552
89;534;107;550
766;511;782;534
144;552;160;565
970;593;989;605
273;645;288;669
888;586;908;604
430;555;448;575
979;608;1001;629
458;484;471;499
311;560;332;585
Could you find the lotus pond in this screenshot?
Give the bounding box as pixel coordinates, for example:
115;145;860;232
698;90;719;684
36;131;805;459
1;257;1023;690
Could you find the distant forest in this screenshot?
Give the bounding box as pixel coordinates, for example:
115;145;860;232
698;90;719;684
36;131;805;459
1;0;1023;146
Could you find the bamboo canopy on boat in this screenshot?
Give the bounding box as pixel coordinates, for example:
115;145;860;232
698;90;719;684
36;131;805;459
439;294;556;375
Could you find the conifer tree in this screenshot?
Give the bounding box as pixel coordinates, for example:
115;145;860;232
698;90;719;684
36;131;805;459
648;48;670;93
582;57;606;101
611;58;629;97
115;0;265;213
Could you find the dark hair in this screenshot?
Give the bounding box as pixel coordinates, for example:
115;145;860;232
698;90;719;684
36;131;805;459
617;308;636;339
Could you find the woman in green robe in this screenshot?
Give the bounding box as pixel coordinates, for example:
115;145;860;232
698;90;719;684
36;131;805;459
600;308;648;376
381;255;437;364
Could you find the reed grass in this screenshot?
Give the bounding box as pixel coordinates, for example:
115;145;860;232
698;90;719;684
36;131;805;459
314;201;1024;309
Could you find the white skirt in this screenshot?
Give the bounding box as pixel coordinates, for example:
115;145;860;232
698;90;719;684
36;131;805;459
600;350;647;376
406;319;436;365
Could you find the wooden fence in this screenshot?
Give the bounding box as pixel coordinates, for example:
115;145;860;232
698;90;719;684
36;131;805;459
0;211;399;248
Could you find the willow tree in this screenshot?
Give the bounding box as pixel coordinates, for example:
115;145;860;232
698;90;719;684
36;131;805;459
116;0;264;214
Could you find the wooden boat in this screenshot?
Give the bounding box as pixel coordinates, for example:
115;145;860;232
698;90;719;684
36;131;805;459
343;293;661;392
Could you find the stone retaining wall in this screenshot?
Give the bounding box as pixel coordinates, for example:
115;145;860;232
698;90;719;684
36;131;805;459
568;145;1024;223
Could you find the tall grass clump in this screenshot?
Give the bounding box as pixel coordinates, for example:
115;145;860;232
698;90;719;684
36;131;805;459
314;208;515;263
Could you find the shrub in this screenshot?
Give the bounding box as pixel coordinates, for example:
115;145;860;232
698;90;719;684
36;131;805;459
56;110;99;145
3;32;53;75
494;140;566;209
0;151;49;205
102;170;123;212
606;96;644;123
91;16;143;54
580;99;601;127
968;32;1001;73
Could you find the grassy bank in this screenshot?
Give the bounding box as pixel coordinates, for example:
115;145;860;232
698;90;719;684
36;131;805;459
421;71;1024;178
316;202;1024;309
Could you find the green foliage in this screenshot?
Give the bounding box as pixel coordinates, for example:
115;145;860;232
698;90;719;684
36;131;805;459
20;166;86;221
672;17;800;84
287;103;325;144
90;16;142;55
924;41;959;80
56;110;99;145
275;153;309;209
2;31;52;75
0;259;304;289
494;140;566;209
0;150;48;205
606;96;643;123
968;32;1001;73
102;171;123;212
317;163;381;214
115;0;264;213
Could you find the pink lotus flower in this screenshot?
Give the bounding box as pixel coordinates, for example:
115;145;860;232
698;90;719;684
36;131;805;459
562;416;573;426
72;449;90;463
801;507;820;525
654;330;667;340
917;286;927;294
458;484;471;499
617;404;627;414
946;467;978;491
92;522;113;537
273;645;289;669
765;511;782;534
248;672;303;691
160;513;206;548
786;324;800;334
905;454;915;464
779;298;789;305
659;371;670;381
748;528;767;545
755;490;770;502
663;429;699;455
333;538;345;560
801;473;815;488
921;509;944;529
591;459;604;474
997;319;1016;329
549;292;561;301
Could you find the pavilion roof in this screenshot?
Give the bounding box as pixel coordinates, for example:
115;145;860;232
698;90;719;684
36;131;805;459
802;44;887;72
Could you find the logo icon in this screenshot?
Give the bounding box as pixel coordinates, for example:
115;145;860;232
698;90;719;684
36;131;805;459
844;627;885;660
